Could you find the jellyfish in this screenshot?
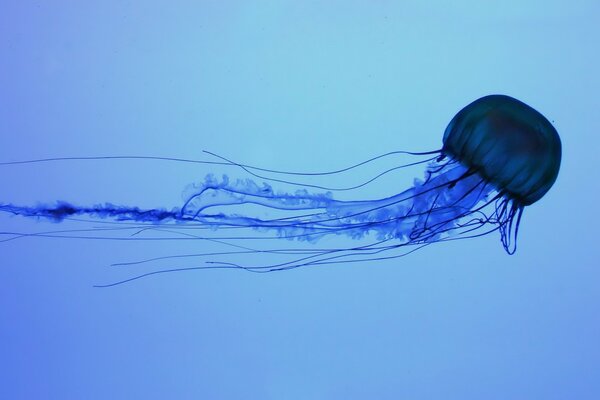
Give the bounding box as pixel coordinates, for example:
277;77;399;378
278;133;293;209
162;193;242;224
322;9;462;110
0;94;561;286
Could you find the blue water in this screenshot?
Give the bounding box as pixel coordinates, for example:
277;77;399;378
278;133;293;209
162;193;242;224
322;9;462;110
1;2;599;399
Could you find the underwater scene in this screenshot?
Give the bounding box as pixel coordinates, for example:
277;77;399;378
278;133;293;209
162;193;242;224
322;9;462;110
1;2;599;399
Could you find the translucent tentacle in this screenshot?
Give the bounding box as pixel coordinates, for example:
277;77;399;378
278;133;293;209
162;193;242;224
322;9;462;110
0;155;515;286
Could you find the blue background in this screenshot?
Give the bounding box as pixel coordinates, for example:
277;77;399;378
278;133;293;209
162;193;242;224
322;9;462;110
1;1;599;399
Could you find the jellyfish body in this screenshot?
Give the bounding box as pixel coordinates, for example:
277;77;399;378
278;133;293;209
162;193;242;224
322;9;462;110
0;94;561;285
443;94;561;206
440;94;562;252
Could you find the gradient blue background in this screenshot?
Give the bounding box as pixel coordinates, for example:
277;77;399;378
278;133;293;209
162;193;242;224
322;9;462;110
1;1;599;399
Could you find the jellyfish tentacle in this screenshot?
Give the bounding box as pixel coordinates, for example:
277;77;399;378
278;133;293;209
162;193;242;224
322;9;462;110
202;150;440;191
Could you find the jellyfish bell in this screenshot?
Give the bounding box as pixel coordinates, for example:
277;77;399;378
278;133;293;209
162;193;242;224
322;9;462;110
0;94;562;285
442;94;562;206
